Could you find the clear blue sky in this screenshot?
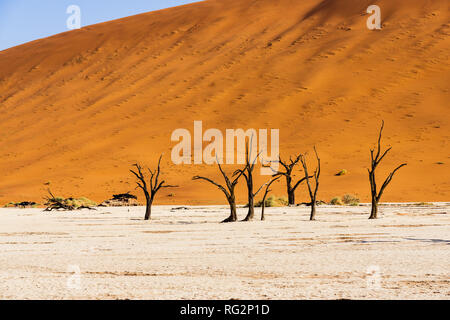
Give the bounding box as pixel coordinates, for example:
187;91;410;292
0;0;199;51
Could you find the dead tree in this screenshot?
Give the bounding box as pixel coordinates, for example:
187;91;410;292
130;155;177;221
271;155;311;206
44;189;95;211
233;140;262;221
44;189;75;211
368;121;407;219
193;161;246;223
260;176;281;221
300;147;321;221
112;193;137;201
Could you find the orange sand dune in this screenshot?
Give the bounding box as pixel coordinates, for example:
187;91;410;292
0;0;449;205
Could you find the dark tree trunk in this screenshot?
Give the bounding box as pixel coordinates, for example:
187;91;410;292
241;139;258;222
261;202;266;221
144;194;153;221
259;176;281;221
144;203;151;221
230;201;237;222
288;190;295;206
272;155;307;207
300;148;321;221
369;198;378;219
286;176;295;205
243;176;254;221
367;121;407;220
310;201;316;221
223;196;237;223
193;160;245;223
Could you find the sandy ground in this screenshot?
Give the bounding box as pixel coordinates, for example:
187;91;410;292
0;0;449;204
0;203;448;300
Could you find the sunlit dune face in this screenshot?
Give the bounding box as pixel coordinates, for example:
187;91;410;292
0;0;448;204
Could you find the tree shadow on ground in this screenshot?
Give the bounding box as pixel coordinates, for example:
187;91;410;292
404;237;450;245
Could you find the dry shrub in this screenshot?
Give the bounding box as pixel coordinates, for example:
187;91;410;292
255;195;288;208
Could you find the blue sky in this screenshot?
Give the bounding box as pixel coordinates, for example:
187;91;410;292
0;0;199;51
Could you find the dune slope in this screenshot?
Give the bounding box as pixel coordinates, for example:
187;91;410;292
0;0;449;204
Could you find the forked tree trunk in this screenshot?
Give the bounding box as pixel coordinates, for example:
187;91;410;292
367;121;407;219
287;176;311;206
240;138;260;222
300;148;321;221
271;155;309;207
260;176;281;221
130;157;177;222
286;176;295;205
245;196;254;220
369;170;378;220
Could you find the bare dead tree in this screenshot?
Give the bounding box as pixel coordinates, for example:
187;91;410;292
260;176;281;221
130;155;177;221
271;155;311;206
234;139;262;221
193;161;246;223
368;121;407;219
44;189;96;211
300;147;321;221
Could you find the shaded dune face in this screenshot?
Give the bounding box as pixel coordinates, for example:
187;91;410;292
0;0;448;204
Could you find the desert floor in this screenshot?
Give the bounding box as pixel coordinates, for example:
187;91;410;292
0;203;448;300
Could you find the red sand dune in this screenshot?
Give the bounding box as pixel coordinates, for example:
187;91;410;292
0;0;449;205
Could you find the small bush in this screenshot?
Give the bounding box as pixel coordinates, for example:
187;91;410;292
44;192;97;211
100;193;139;207
255;195;288;207
330;195;360;206
4;201;38;208
66;197;97;209
330;197;343;205
335;169;348;176
112;193;137;201
342;194;360;206
414;202;433;206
